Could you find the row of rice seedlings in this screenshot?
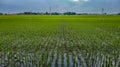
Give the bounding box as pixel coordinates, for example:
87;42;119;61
41;32;54;66
58;53;62;67
46;32;57;64
80;32;104;67
51;51;57;67
68;28;106;66
61;26;82;67
0;21;120;66
54;24;67;67
91;28;120;66
0;30;51;66
64;27;78;67
47;50;53;66
0;52;29;67
68;31;77;67
96;25;120;38
64;24;120;67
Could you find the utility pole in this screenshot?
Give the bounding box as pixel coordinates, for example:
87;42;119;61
49;6;51;15
101;8;104;14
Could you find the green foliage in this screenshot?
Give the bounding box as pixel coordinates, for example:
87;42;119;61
0;13;3;15
118;13;120;15
64;12;76;15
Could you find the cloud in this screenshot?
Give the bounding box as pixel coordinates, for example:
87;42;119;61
83;0;90;2
71;0;79;2
0;0;119;13
70;0;90;2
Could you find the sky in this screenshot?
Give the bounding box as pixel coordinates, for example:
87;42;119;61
0;0;120;14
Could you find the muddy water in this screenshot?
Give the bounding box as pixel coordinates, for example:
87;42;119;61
0;52;120;67
51;52;57;67
63;53;67;67
58;54;62;67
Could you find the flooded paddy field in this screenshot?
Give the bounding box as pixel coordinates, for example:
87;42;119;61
0;15;120;67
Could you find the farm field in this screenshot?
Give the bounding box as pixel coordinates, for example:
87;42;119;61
0;15;120;67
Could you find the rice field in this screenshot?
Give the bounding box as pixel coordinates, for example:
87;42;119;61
0;15;120;67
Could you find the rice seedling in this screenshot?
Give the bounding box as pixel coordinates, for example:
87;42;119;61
0;15;120;67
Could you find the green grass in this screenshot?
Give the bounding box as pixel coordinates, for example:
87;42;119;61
0;15;120;67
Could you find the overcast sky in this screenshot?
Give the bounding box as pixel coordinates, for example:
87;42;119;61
0;0;120;13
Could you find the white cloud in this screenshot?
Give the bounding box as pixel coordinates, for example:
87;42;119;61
71;0;79;2
83;0;90;2
70;0;90;2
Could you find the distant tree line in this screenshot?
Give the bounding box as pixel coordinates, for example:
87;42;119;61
0;12;120;15
17;12;76;15
63;12;76;15
118;13;120;15
0;13;3;15
0;12;78;15
16;12;60;15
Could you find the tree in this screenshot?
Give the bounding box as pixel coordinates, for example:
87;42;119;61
0;13;3;15
64;12;76;15
45;12;49;15
24;12;33;15
51;12;60;15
